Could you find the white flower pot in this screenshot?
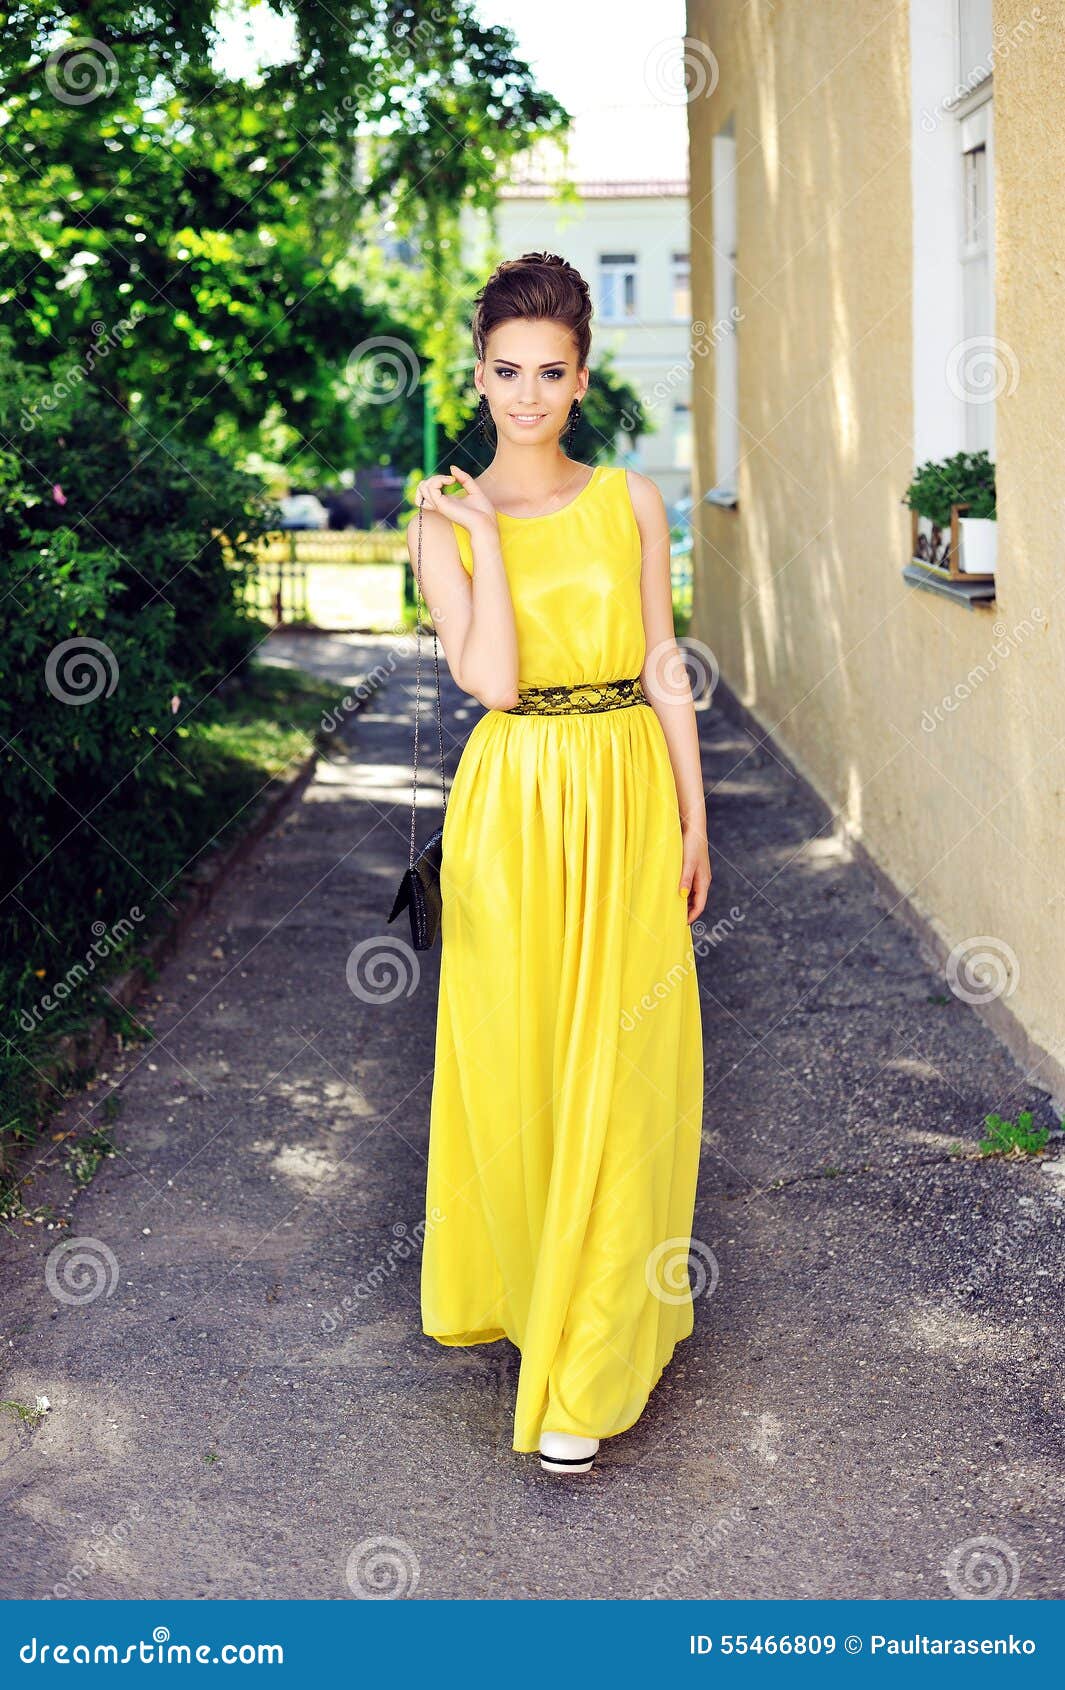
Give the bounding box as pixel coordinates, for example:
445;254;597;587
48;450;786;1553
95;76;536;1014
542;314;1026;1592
959;516;997;575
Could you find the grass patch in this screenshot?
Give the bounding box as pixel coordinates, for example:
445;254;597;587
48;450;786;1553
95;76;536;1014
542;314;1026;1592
977;1110;1051;1158
64;1129;118;1188
179;661;337;838
0;1398;48;1426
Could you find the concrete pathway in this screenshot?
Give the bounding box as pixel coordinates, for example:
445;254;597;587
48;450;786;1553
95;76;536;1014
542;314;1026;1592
1;630;1062;1600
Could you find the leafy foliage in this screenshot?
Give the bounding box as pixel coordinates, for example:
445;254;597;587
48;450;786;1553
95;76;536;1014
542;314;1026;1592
0;2;572;472
978;1110;1050;1158
0;328;270;949
903;450;997;527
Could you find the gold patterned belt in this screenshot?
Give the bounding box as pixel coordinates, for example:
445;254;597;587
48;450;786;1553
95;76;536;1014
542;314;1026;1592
504;677;648;715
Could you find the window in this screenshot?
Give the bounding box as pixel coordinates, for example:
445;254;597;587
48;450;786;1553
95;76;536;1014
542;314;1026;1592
672;402;692;471
905;0;999;601
598;254;638;321
910;0;997;463
959;104;994;454
708;117;738;505
671;252;691;320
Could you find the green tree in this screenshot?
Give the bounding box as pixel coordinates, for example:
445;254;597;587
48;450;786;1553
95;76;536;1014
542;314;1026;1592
0;2;573;474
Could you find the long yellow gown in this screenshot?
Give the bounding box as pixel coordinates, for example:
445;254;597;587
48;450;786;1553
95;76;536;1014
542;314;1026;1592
420;463;704;1453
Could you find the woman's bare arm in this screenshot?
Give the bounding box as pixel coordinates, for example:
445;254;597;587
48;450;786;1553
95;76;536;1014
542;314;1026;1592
406;468;519;711
626;468;712;924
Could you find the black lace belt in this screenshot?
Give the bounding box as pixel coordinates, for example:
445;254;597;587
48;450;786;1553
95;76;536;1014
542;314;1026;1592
504;677;648;715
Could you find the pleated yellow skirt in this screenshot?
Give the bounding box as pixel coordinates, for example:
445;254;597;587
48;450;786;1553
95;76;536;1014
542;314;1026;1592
419;465;704;1453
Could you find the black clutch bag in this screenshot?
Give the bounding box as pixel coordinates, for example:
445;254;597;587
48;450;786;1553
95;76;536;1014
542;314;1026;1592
387;498;448;950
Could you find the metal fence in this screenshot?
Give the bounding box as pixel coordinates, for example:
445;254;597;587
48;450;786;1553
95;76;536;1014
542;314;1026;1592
233;527;695;632
238;529;409;628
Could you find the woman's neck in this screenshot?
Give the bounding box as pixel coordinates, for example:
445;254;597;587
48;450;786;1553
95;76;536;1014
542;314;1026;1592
480;449;585;511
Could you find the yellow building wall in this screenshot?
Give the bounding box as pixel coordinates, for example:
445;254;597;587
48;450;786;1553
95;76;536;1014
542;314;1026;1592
687;0;1065;1099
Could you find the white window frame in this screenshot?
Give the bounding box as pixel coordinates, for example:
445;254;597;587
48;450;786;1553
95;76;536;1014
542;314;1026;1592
671;251;691;321
672;400;693;472
910;0;996;463
598;254;638;322
957;97;995;455
707;118;739;506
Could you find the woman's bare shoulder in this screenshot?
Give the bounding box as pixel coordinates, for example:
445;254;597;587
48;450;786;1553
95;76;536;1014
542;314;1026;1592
620;465;666;510
619;466;668;532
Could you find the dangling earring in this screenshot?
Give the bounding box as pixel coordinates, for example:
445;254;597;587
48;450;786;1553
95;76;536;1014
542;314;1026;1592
562;399;582;450
477;392;495;442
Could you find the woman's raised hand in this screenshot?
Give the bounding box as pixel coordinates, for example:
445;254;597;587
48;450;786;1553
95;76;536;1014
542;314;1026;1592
414;464;498;534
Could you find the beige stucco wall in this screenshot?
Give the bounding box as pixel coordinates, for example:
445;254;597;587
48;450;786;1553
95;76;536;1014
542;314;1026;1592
687;0;1065;1099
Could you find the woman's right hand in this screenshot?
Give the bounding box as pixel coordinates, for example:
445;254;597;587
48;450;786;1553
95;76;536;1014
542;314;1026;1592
414;464;498;535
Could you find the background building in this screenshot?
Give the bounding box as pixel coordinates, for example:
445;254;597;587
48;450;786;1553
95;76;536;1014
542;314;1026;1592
462;105;693;516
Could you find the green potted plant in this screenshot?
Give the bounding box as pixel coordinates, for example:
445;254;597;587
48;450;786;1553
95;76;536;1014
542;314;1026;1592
903;449;996;576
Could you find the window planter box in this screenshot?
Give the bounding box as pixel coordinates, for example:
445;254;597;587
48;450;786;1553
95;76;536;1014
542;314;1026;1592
910;504;996;582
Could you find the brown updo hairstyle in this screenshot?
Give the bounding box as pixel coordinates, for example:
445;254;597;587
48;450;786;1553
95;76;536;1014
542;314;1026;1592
471;251;592;369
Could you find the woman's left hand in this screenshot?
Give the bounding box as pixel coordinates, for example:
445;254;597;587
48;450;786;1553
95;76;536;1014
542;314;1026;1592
679;825;711;925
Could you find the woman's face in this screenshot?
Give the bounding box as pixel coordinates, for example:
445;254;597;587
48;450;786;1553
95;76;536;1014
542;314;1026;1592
476;318;588;446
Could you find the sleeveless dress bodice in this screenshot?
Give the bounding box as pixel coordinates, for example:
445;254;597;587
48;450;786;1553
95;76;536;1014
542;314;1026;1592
446;464;646;689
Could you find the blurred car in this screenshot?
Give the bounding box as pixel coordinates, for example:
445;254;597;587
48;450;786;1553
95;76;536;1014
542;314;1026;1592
319;488;367;531
278;492;329;530
337;467;406;529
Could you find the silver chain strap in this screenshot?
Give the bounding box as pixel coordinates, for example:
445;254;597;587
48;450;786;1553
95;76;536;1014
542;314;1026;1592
409;498;448;868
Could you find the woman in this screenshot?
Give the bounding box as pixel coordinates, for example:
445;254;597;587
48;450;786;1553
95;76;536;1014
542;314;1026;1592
408;251;710;1475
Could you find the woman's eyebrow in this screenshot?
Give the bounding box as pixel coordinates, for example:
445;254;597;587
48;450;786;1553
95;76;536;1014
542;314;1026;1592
492;359;569;369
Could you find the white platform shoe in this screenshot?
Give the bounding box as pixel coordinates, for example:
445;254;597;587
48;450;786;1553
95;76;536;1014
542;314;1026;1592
538;1431;600;1474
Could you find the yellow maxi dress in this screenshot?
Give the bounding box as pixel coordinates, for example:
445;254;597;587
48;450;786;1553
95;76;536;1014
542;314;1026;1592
420;463;704;1453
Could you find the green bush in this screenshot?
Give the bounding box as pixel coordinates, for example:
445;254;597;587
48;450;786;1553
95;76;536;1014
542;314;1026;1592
0;331;271;998
903;450;997;527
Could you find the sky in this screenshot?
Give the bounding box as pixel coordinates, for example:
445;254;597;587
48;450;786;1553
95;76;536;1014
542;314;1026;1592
211;0;690;183
477;0;689;181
